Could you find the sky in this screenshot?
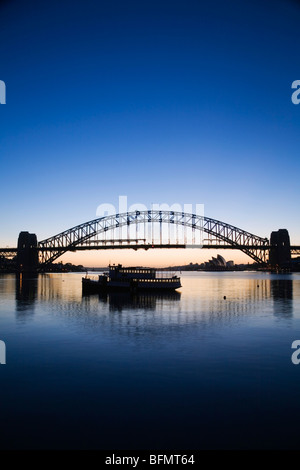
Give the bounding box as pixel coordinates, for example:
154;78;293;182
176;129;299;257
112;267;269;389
0;0;300;267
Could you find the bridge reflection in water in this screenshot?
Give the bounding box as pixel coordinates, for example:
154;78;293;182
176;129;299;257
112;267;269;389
15;273;38;312
0;270;297;451
271;277;293;318
11;272;295;327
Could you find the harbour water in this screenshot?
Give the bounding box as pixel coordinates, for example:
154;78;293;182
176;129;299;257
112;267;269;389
1;271;300;449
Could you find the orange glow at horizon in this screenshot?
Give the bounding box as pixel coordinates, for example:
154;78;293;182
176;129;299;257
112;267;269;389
58;248;254;268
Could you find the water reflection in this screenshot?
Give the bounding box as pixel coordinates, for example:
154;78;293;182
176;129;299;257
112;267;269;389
1;273;300;450
95;291;181;312
6;273;297;328
15;273;38;312
76;291;187;340
271;277;293;318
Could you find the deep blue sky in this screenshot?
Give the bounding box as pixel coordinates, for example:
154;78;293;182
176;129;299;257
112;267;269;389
1;0;300;265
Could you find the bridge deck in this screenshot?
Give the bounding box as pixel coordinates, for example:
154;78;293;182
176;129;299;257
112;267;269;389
2;245;300;251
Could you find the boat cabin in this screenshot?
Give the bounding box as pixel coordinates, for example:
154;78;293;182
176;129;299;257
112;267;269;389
108;264;156;280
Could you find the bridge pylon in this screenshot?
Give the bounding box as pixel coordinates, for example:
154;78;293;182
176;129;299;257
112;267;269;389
269;229;291;268
17;231;38;273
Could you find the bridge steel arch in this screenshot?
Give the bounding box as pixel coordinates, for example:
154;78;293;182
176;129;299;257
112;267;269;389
38;210;269;269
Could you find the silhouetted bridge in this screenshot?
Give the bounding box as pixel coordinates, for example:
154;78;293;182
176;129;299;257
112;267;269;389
0;210;299;271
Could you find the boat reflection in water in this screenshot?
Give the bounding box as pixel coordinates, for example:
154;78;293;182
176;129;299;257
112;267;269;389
82;265;181;312
94;290;181;312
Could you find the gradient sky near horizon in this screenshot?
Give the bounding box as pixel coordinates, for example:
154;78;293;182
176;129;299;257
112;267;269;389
1;0;300;266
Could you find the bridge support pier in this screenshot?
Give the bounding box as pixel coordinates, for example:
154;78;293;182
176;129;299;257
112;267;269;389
269;229;291;269
17;232;38;273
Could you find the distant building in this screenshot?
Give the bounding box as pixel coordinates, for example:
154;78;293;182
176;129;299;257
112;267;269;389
226;260;234;268
204;255;234;270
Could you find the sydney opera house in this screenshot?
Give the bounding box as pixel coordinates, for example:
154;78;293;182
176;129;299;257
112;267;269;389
204;254;234;270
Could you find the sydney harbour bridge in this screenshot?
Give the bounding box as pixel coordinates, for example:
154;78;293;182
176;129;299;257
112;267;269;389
0;210;299;272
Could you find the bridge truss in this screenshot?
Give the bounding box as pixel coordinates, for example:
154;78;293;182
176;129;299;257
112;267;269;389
0;248;17;259
38;210;270;268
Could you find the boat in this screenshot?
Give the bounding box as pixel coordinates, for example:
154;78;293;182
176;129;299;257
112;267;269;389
82;264;181;293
